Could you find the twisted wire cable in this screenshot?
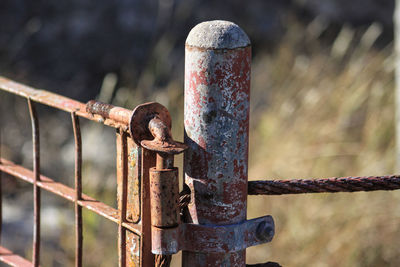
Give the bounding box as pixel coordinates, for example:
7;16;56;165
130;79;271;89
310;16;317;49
248;175;400;195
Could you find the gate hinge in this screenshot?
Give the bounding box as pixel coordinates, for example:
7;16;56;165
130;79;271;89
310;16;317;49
152;215;274;254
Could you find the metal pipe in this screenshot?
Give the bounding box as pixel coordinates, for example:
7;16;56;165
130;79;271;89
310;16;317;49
150;167;180;228
86;100;132;125
183;20;251;266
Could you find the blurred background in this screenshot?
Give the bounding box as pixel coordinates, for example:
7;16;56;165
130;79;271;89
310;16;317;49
0;0;398;266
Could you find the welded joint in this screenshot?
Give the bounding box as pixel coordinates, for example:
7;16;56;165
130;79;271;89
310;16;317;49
152;215;275;254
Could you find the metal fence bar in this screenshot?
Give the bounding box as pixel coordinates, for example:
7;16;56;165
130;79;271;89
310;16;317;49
0;77;129;130
183;21;251;266
0;129;2;244
71;112;83;267
27;98;41;267
117;130;128;266
116;130;143;266
141;148;156;266
0;158;142;236
0;246;33;266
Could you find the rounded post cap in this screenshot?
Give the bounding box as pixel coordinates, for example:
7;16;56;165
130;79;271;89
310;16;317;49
186;20;250;50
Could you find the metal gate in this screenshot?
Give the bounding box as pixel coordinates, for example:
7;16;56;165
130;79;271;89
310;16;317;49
1;20;399;267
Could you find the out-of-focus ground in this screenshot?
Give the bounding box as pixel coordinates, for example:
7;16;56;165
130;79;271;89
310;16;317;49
0;1;398;266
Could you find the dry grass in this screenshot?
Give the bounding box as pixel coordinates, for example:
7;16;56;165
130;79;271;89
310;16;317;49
245;21;397;266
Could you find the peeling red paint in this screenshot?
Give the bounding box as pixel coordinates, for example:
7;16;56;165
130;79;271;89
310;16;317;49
184;22;251;266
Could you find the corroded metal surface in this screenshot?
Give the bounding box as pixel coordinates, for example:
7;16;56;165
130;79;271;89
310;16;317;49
126;231;141;265
28;98;41;267
152;215;274;255
150;168;180;228
127;137;141;223
141;117;187;155
117;130;129;266
184;20;251;266
86;100;132;125
0;76;163;266
0;76;130;129
130;102;186;267
130;102;187;156
71;112;83;267
150;166;180;266
140;149;156;266
117;131;141;224
0;157;141;235
130;102;171;146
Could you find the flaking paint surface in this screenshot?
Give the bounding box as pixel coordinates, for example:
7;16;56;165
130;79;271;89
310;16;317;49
184;46;251;226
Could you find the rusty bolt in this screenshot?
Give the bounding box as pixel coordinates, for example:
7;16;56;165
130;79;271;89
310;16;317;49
256;221;274;241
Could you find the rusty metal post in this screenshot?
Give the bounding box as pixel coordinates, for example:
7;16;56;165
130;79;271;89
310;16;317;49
183;20;251;266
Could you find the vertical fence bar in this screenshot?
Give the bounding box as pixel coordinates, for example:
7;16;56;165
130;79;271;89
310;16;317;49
183;21;251;266
71;112;83;267
0;128;2;244
117;130;147;266
27;98;41;267
117;129;128;266
141;148;156;266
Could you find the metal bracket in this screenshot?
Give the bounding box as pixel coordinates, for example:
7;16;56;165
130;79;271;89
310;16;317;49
152;215;275;255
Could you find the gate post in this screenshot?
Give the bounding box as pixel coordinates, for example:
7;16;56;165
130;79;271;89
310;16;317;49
183;21;251;266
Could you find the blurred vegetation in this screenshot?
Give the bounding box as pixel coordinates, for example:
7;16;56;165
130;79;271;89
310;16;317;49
0;4;398;267
246;17;397;267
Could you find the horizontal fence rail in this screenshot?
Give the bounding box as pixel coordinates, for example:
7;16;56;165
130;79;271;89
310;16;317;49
0;158;141;234
0;77;131;130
